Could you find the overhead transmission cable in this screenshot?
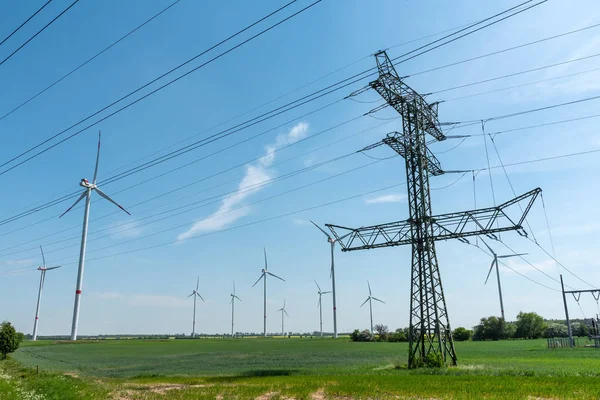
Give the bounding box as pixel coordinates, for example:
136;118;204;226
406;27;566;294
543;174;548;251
0;115;396;255
0;0;545;175
0;0;316;172
0;0;80;66
0;0;552;228
0;0;182;122
0;0;53;48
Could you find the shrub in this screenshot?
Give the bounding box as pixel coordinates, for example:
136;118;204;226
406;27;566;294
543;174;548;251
387;329;408;342
544;322;568;338
452;327;472;341
515;312;546;339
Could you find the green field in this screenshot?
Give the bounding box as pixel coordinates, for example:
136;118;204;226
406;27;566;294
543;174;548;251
1;338;600;399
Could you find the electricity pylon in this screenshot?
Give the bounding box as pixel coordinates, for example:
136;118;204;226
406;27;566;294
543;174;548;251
326;50;541;368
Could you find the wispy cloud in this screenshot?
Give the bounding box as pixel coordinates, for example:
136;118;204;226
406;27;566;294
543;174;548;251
177;122;309;240
109;220;143;239
292;218;309;226
364;193;406;204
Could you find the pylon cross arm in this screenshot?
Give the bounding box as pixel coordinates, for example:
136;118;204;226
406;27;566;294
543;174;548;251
326;188;541;251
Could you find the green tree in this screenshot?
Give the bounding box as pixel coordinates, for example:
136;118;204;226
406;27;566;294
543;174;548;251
387;328;407;342
374;324;388;341
473;316;508;340
515;312;546;339
0;321;22;359
453;327;472;341
571;322;589;337
544;322;568;338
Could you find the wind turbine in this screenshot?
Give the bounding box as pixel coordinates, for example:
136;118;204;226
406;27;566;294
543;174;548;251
481;239;527;321
252;247;285;337
60;131;130;341
187;276;205;337
277;299;289;336
230;281;242;337
32;246;61;341
360;281;385;334
310;220;340;339
315;280;331;338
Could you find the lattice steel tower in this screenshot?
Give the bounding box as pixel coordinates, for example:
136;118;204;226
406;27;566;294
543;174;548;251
327;51;540;367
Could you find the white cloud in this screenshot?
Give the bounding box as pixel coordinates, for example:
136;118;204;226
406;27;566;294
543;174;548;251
177;122;309;240
109;220;143;239
364;193;406;204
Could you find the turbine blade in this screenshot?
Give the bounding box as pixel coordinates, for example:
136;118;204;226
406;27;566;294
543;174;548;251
479;238;495;256
277;308;283;312
233;281;236;295
40;246;46;267
187;292;194;298
93;131;101;184
360;298;369;308
322;291;332;294
234;295;242;302
497;253;528;258
372;297;385;304
229;297;233;305
315;280;322;292
267;271;285;282
368;281;372;296
484;259;495;285
310;220;331;240
196;276;199;291
264;247;268;270
196;292;205;302
45;266;61;271
59;191;87;218
284;310;289;317
252;273;264;287
95;187;131;215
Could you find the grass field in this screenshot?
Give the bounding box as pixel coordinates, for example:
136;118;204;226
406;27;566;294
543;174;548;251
1;338;600;399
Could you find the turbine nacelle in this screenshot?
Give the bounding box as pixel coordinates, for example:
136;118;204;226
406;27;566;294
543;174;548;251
79;179;95;189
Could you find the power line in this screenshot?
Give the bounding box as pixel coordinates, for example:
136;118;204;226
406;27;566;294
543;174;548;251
405;22;600;79
0;0;80;66
0;0;182;122
429;52;600;96
0;0;53;48
0;177;406;277
0;0;551;226
0;0;545;176
0;0;314;172
0;115;396;256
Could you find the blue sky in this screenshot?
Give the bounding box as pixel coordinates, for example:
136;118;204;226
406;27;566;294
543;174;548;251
1;0;599;337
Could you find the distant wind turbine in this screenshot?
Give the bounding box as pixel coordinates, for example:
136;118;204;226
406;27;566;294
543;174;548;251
361;281;385;334
315;280;331;338
32;246;61;341
187;276;205;337
230;281;242;337
252;248;285;337
310;220;341;339
277;299;289;336
481;239;527;321
60;131;130;341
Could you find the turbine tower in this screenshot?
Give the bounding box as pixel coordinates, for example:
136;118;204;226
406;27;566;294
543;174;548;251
60;132;130;341
481;240;527;321
252;248;285;337
310;220;340;339
277;299;289;336
32;246;61;341
360;281;385;335
187;276;205;337
230;281;242;337
315;280;331;338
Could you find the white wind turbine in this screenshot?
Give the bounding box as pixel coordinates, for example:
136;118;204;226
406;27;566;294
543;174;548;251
277;299;289;336
481;239;527;321
252;247;285;337
32;246;61;341
315;280;331;338
361;281;385;334
60;132;130;341
230;281;242;337
187;276;205;337
310;220;340;339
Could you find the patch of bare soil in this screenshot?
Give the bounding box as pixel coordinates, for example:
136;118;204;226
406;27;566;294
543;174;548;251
256;391;280;400
311;388;326;400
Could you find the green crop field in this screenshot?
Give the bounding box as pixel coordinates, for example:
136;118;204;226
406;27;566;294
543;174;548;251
1;338;600;399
